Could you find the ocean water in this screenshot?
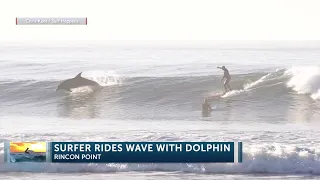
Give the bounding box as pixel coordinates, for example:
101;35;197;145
0;42;320;179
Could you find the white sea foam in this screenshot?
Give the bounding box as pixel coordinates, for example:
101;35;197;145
286;66;320;100
221;70;284;98
221;89;245;98
81;70;124;86
65;70;124;93
244;69;283;90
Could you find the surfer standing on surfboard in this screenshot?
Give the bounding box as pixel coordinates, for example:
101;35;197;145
217;66;232;93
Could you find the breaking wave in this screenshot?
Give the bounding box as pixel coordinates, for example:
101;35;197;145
81;70;124;86
286;66;320;100
1;67;320;107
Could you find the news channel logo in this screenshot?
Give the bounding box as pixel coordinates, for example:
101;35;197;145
8;142;47;163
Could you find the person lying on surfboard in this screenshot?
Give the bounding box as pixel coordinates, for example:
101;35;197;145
202;99;213;115
217;66;232;93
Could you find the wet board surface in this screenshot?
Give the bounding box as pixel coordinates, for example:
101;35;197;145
205;92;226;100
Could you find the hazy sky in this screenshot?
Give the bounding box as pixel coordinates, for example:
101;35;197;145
1;0;320;43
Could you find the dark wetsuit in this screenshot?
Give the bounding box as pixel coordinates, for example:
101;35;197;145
202;102;212;116
202;103;211;112
223;68;231;84
220;67;231;92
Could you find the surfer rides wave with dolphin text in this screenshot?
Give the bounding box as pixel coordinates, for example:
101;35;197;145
202;66;232;115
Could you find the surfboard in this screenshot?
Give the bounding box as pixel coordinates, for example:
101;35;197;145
205;92;226;99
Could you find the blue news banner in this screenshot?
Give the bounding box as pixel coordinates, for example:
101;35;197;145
48;142;243;163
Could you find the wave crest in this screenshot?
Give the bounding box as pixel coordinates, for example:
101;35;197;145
81;70;124;86
286;66;320;100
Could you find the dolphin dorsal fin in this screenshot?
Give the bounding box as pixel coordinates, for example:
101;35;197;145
75;72;82;78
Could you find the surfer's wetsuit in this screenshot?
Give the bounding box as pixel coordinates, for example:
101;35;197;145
218;66;232;93
202;99;213;116
202;103;212;112
223;68;231;84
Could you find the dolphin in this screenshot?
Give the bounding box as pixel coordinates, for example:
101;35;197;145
56;72;101;92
